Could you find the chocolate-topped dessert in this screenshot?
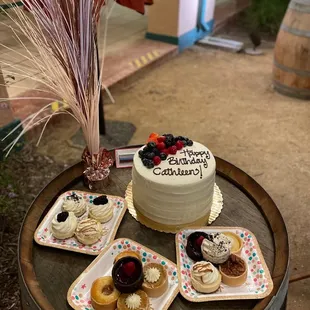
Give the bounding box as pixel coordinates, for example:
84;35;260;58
112;256;143;293
219;254;248;287
220;254;246;276
186;231;209;261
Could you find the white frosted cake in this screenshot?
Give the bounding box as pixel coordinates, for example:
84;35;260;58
132;134;216;226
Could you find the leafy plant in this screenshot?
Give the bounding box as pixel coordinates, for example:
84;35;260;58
244;0;290;35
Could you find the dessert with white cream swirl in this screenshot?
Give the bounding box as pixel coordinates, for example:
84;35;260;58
89;195;113;223
125;293;141;309
201;233;231;264
191;261;221;293
75;218;103;245
142;263;168;297
51;211;77;239
62;193;87;217
117;290;149;310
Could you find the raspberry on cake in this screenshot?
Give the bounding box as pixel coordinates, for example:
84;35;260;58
132;133;216;227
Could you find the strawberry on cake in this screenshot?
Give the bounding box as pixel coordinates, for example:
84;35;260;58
132;133;216;227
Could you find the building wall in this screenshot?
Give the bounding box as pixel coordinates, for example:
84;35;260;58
147;0;180;37
178;0;200;36
147;0;250;49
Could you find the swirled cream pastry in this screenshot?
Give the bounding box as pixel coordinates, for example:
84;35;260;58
201;233;231;264
89;195;113;223
51;211;77;239
62;193;87;217
191;261;221;293
75;218;103;245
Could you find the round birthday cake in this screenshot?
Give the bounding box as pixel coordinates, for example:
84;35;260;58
132;133;216;227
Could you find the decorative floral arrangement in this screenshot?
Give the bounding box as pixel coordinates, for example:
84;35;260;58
0;0;116;187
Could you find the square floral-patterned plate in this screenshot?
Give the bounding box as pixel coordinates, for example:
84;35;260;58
176;227;273;302
67;238;179;310
34;190;127;255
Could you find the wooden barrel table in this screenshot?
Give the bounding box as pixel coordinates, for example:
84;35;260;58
273;0;310;99
18;151;289;310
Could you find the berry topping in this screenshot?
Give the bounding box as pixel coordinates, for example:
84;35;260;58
160;152;167;160
147;141;156;149
168;145;177;155
147;132;159;142
157;136;166;143
93;195;108;205
181;140;187;146
152;148;160;156
123;262;136;277
140;133;193;167
156;142;166;150
175;140;183;150
143;159;154;169
162;149;169;156
195;236;205;247
145;152;155;160
153;156;161;166
57;211;69;222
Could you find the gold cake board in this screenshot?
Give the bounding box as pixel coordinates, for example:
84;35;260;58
125;181;223;234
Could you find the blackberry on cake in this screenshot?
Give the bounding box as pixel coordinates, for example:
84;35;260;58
160;152;167;160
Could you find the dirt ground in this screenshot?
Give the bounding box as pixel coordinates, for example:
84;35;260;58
106;45;310;308
0;146;66;309
1;34;309;309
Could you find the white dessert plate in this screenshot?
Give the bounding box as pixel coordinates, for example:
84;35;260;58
175;226;274;302
34;190;127;255
67;238;179;310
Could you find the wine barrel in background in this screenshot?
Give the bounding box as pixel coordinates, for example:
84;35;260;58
273;0;310;99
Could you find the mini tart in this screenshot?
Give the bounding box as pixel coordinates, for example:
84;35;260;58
114;251;142;264
117;290;150;310
142;263;168;297
112;256;144;293
91;276;120;310
219;254;247;287
222;232;243;255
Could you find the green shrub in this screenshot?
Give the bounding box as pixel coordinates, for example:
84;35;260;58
244;0;290;35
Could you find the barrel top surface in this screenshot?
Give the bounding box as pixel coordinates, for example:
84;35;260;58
18;155;289;310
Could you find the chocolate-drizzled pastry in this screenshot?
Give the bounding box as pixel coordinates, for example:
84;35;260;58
191;261;221;293
75;218;103;245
